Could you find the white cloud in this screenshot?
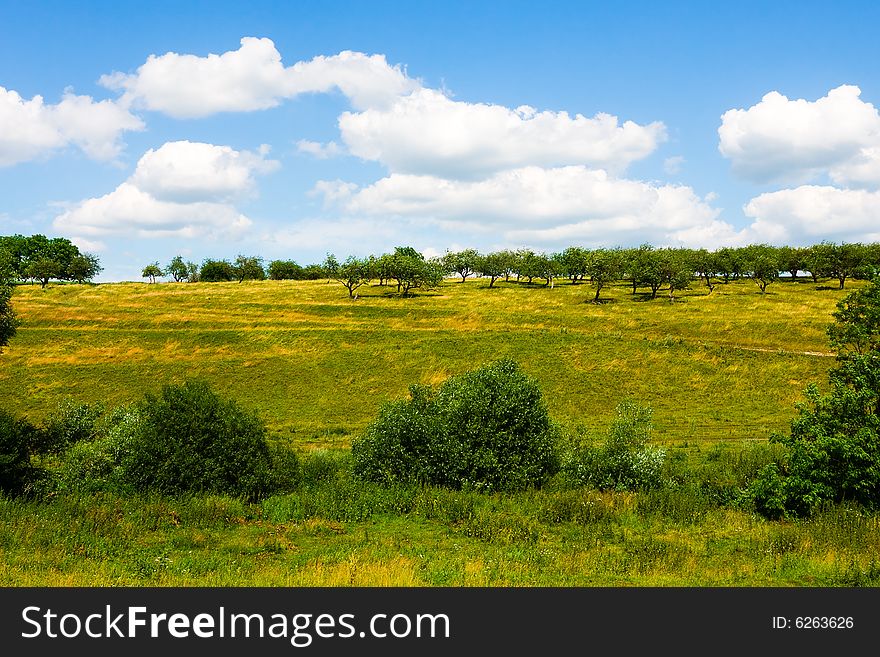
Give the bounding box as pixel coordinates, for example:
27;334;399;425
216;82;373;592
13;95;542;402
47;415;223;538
314;166;734;249
0;86;143;166
130;140;278;203
54;141;274;239
743;185;880;244
101;38;418;118
68;236;106;252
718;85;880;185
296;139;343;159
339;88;666;178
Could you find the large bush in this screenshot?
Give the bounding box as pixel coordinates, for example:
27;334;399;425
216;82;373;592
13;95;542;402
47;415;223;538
0;409;41;496
120;380;276;500
352;359;559;492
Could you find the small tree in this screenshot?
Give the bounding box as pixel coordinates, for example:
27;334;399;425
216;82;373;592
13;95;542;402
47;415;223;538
165;255;189;282
442;249;480;283
0;410;41;496
268;260;303;280
746;245;779;294
141;262;163;284
26;257;63;288
322;253;340;282
66;253;102;284
199;259;235;282
233;255;265;283
335;256;371;298
387;247;443;295
475;252;507;288
586;249;624;302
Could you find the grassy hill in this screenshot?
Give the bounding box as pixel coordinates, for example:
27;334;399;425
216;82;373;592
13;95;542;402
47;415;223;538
1;276;850;448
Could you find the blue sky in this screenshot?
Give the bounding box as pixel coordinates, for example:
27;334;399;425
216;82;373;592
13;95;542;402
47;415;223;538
2;0;880;280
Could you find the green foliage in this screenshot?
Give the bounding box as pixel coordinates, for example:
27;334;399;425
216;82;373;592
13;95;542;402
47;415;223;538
37;400;105;455
165;256;189;282
232;255;266;282
66;253;102;284
199;259;235;282
352;359;560;492
474;252;507;287
335;256;371;298
442;249;480;283
267;259;304;280
561;400;666;491
141;262;163;283
0;283;17;352
120;380;275;500
0;409;41;496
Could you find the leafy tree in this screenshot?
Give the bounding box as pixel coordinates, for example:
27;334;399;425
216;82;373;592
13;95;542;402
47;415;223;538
626;245;663;297
387;247;443;295
141;262;163;283
67;253;102;284
777;245;807;280
185;261;200;282
691;248;719;292
323;253;340;282
475;252;508;288
745;245;779;294
26;257;63;288
807;242;865;289
586;248;624;302
442;248;480;283
268;259;304;280
558;247;591;284
165;255;189;282
715;247;745;283
514;248;543;284
335;256;371;298
199;259;235;282
658;249;693;301
352;359;559;492
233;255;265;283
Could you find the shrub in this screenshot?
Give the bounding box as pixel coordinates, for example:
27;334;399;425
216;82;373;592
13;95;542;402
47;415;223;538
36;400;104;455
120;380;275;500
0;409;41;496
561;400;666;491
352;359;559;492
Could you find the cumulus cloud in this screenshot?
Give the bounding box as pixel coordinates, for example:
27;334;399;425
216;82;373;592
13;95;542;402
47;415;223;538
314;166;734;249
743;185;880;244
54;140;276;239
0;86;143;166
339;88;666;178
100;37;418;118
719;85;880;185
130;140;278;203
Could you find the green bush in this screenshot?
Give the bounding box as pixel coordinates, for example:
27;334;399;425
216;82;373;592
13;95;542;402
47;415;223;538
0;409;41;496
120;380;275;500
561;400;666;491
36;400;104;455
352;359;559;492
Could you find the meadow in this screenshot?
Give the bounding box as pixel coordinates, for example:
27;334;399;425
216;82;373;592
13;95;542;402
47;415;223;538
2;275;879;586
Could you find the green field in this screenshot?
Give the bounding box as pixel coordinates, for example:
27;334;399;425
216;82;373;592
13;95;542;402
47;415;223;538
3;276;880;586
0;277;846;446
